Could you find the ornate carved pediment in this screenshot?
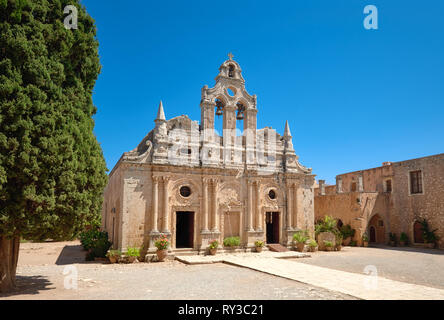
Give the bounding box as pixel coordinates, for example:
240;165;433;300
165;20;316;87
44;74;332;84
218;187;242;208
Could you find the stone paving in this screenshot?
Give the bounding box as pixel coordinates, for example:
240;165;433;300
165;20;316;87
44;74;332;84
176;251;444;300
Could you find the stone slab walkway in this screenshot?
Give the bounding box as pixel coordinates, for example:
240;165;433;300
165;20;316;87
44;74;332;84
176;253;444;300
175;251;310;264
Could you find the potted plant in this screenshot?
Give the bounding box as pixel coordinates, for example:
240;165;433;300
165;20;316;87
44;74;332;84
223;236;241;251
154;234;169;262
254;240;264;253
362;233;369;247
323;240;334;251
335;233;343;251
389;232;397;246
349;240;357;247
106;249;121;263
293;231;309;252
125;247;140;263
208;239;219;255
421;219;438;248
340;224;355;246
399;232;408;246
308;239;318;252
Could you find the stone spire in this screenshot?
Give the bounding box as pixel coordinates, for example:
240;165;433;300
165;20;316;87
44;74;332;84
156;100;166;122
283;120;294;153
284;120;292;138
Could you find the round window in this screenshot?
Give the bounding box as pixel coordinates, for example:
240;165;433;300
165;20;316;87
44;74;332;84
268;189;276;200
180;186;191;198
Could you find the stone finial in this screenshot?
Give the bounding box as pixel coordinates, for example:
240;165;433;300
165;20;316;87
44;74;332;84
319;180;326;195
284;120;292;138
156;100;166;122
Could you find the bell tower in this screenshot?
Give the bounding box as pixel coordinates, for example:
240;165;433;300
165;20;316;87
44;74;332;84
200;54;258;166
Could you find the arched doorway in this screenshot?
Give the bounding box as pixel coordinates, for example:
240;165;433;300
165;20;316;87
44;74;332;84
368;214;385;244
413;221;424;243
369;226;376;242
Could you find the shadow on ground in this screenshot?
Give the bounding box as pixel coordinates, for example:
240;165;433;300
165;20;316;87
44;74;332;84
55;245;88;265
0;275;53;298
369;244;444;255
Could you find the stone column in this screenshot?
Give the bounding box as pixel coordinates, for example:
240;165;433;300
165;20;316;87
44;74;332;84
319;180;326;196
202;178;209;232
211;179;219;232
293;183;298;229
152;176;159;232
287;183;293;230
247;181;254;231
162;177;170;233
256;181;262;231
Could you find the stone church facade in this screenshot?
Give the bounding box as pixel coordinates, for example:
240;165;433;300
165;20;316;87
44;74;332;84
102;56;315;254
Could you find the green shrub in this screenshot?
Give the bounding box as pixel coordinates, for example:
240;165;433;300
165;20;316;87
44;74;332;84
106;250;121;258
308;239;317;247
350;240;357;247
420;219;439;244
400;232;408;243
126;247;140;257
209;239;219;249
315;216;339;235
362;233;369;242
80;229;112;260
293;231;309;244
340;224;356;239
323;240;333;247
254;240;264;247
389;232;397;242
154;234;170;250
223;236;240;247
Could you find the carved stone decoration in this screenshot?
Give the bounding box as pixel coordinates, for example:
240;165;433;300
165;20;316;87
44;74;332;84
218;187;242;209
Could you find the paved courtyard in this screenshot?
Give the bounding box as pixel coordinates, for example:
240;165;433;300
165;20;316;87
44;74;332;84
292;245;444;290
1;241;443;300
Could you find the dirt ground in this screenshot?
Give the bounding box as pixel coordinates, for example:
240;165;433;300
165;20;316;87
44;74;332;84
1;241;356;300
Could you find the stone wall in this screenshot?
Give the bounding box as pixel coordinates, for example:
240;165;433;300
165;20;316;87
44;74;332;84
390;154;444;249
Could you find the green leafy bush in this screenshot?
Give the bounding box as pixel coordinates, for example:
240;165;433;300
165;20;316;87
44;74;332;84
340;224;356;239
420;219;439;244
293;231;309;244
323;240;333;247
154;234;169;250
389;232;397;242
209;239;219;249
315;216;339;235
254;240;264;247
223;236;240;247
350;240;357;247
126;247;140;257
308;239;318;247
362;233;369;242
80;229;112;260
106;250;121;258
400;232;408;243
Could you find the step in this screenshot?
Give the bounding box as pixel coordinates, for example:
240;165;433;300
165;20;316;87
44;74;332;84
267;244;290;252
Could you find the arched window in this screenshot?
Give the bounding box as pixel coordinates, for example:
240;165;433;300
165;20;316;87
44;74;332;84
228;64;235;78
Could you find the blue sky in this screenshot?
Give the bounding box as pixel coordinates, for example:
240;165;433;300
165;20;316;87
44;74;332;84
83;0;444;184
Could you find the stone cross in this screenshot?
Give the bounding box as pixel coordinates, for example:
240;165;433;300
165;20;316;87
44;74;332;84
228;52;233;60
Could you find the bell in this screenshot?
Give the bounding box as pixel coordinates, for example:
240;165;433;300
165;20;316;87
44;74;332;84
236;110;244;120
216;106;223;116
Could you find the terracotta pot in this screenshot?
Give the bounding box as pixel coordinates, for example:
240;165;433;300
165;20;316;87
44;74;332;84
325;246;333;251
389;241;396;247
255;246;263;253
363;241;369;247
108;255;118;264
309;246;318;252
296;242;305;252
127;256;137;263
425;242;435;249
399;241;406;246
209;248;217;255
342;237;351;246
156;249;168;262
336;245;342;251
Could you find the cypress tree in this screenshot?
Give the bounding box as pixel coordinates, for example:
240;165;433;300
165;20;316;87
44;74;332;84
0;0;107;292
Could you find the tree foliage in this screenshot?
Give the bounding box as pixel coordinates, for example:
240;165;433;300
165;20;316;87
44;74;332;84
0;0;107;241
